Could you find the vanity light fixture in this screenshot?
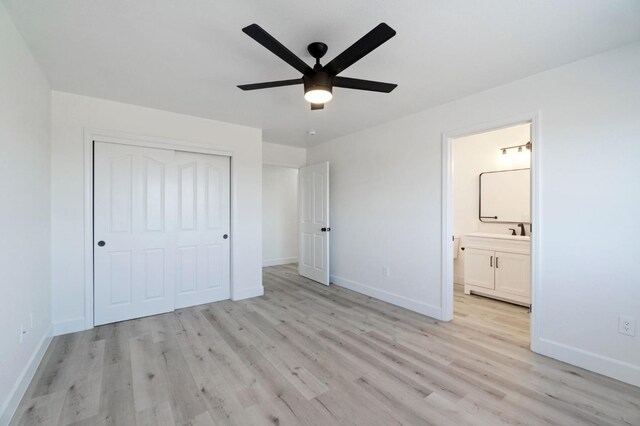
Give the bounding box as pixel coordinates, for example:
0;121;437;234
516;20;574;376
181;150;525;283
500;141;531;155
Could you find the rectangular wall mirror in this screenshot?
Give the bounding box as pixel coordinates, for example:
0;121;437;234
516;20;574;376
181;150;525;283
479;168;530;223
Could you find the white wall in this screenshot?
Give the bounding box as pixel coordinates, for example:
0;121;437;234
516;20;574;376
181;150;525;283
0;4;52;423
50;91;263;335
262;165;298;266
453;123;531;283
308;42;640;386
263;141;306;168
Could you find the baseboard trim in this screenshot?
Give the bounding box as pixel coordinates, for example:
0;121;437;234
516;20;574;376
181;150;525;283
262;257;297;267
52;317;86;336
232;286;264;301
535;337;640;387
0;327;52;425
330;275;442;319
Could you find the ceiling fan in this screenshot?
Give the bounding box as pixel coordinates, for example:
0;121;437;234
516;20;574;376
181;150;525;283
237;23;397;110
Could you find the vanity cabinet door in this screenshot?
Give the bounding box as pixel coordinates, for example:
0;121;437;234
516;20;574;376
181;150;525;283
464;248;495;289
494;251;530;298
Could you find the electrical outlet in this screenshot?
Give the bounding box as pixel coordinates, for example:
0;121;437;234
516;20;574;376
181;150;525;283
382;266;390;277
618;316;636;337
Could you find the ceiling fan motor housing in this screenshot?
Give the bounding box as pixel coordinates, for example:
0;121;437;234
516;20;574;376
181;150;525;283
303;71;333;95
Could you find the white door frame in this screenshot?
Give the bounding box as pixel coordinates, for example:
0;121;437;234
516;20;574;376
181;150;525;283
83;128;234;330
440;111;541;350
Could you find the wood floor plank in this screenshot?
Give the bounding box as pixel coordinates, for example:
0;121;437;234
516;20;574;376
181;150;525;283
10;263;640;425
129;335;171;413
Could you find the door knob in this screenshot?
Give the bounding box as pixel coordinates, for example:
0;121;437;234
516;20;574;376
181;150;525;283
97;241;106;247
223;234;228;239
321;227;331;232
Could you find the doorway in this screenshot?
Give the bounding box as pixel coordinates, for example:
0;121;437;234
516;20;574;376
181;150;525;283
261;161;331;286
262;164;299;267
442;115;540;348
93;140;231;325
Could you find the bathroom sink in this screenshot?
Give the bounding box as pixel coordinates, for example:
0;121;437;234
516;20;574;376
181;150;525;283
466;232;530;241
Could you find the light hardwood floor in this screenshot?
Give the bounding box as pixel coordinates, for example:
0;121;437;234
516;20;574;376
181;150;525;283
11;264;640;425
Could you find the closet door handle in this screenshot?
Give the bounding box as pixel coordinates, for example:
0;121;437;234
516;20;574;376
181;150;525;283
490;256;493;267
496;257;499;268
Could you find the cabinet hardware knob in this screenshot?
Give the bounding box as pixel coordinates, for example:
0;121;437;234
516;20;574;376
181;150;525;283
490;255;493;267
97;241;106;247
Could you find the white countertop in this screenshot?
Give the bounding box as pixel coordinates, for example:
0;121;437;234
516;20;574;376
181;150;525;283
465;232;531;241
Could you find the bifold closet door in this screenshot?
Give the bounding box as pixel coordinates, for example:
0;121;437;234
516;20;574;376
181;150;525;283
94;142;177;326
174;151;230;308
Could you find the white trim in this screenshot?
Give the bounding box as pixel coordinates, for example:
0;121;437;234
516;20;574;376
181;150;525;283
331;275;442;319
0;327;52;425
85;128;233;156
529;113;542;349
262;160;302;169
536;338;640;388
83;134;94;330
262;257;298;267
440;112;541;350
52;317;86;336
441;130;454;322
231;286;264;301
83;128;237;332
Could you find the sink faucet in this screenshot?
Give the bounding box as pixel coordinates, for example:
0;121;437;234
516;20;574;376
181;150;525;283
517;223;526;236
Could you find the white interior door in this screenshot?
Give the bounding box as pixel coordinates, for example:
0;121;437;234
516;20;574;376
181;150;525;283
94;142;177;325
174;151;230;308
298;161;330;285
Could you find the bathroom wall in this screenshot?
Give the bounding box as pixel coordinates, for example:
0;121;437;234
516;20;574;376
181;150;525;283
453;123;531;283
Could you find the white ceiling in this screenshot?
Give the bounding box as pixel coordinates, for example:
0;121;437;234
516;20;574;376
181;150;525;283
4;0;640;147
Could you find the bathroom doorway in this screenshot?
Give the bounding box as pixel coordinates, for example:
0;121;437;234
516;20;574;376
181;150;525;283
441;116;538;348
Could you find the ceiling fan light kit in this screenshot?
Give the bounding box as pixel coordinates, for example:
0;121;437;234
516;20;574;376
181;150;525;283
238;23;397;110
303;74;333;104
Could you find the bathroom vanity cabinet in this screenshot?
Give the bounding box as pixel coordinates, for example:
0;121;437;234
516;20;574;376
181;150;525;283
463;233;531;307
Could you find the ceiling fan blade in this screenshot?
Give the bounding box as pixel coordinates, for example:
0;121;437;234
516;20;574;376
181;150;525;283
311;103;324;110
322;23;396;76
333;76;397;93
237;78;302;91
242;24;312;75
